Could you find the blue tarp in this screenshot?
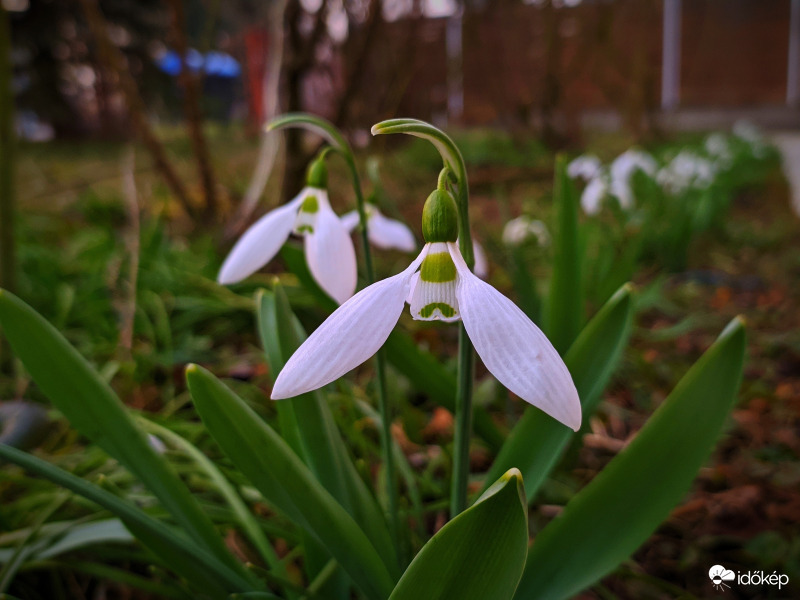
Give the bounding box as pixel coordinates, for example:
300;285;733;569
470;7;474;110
156;49;240;78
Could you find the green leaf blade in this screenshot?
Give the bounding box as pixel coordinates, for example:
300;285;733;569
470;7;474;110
186;364;396;600
515;317;747;600
0;290;243;577
544;155;584;354
389;469;529;600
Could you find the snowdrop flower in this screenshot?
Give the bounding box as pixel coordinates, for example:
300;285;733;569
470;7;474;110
609;149;657;210
272;185;581;431
471;239;489;279
218;156;357;304
733;120;767;158
340;203;417;252
580;174;609;215
567;154;602;181
657;150;717;195
502;215;551;248
705;132;733;167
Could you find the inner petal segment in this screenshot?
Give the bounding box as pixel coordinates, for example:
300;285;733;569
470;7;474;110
409;243;460;322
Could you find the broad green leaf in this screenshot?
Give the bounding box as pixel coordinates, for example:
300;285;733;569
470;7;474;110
482;284;635;501
0;445;254;598
389;469;528;600
544;155;584;354
280;245;503;451
0;290;245;579
515;317;747;600
186;364;396;600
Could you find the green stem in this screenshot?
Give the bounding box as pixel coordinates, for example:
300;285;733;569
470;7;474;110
268;113;400;560
371;119;475;517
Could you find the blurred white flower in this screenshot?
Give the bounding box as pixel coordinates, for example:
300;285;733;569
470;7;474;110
657;150;718;195
341;204;417;252
219;186;357;304
609;149;657;210
567;154;602;181
471;239;489;279
581;174;609;215
733;120;768;158
705;132;733;167
502;215;551;247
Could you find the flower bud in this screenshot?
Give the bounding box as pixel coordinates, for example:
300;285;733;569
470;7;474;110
422;189;458;243
305;156;328;189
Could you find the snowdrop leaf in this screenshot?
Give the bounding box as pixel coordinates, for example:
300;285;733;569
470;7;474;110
186;365;396;600
218;194;303;284
304;200;358;304
451;244;581;432
516;317;746;600
481;284;635;501
389;469;528;600
0;290;246;581
544;155;584;354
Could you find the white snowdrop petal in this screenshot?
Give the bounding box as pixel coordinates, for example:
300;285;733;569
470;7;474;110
305;197;358;304
217;194;304;284
340;210;360;232
272;249;428;399
449;243;581;431
369;212;417;252
472;240;489;279
581;176;607;215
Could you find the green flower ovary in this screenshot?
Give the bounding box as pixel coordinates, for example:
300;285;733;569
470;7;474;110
422;189;458;242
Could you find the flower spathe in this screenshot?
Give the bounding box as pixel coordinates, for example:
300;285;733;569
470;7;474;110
271;240;582;431
218;186;357;304
340;203;417;252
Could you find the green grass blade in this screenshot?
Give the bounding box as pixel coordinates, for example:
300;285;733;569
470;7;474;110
482;284;635;501
0;290;244;578
544;155;584;354
138;417;292;596
389;469;528;600
186;364;396;600
0;445;254;598
515;317;747;600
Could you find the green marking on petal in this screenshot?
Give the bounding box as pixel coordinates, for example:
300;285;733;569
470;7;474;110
420;302;456;318
420;252;457;283
301;195;319;213
296;225;314;234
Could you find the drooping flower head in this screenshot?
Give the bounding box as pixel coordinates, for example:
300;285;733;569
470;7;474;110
218;154;357;304
502;215;551;248
567;154;602;181
609;149;657;210
340;203;417;252
272;181;581;431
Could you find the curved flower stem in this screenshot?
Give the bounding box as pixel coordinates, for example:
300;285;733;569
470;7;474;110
268;113;400;558
371;119;475;517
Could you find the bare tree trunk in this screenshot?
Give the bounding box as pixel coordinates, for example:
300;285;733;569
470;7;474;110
0;5;16;372
334;0;383;127
225;0;288;238
168;0;218;223
77;0;196;220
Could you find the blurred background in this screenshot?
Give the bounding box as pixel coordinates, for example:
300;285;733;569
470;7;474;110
1;0;799;598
